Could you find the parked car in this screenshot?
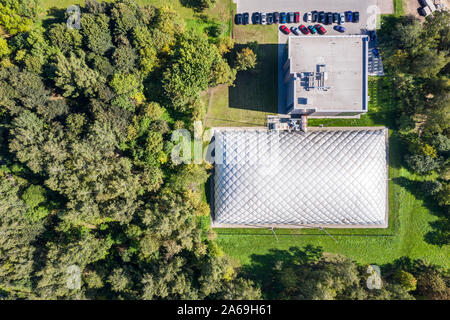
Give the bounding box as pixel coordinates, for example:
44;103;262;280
288;12;294;23
345;11;353;22
261;13;266;24
326;12;333;25
280;25;290;34
252;12;260;24
368;30;377;41
243;12;249;25
312;11;318;23
306;12;312;22
299;24;310;34
291;26;300;35
281;12;287;24
308;25;317;34
333;12;339;23
353;11;359;23
295;12;300;23
235;14;242;25
339;13;345;24
372;48;380;58
334;25;346;33
273;12;280;23
419;6;432;16
267;13;273;25
319;11;326;24
315;24;327;35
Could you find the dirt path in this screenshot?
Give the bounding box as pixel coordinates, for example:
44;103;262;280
204;86;218;128
377;0;394;14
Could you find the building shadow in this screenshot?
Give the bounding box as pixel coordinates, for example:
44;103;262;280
228;43;278;113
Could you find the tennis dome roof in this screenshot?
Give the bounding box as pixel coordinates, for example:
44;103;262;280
212;128;388;228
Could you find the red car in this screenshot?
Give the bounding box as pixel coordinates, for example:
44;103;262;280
280;25;290;35
315;24;327;35
294;12;300;23
299;24;310;35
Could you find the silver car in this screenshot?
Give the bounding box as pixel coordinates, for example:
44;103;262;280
340;13;345;24
261;12;266;24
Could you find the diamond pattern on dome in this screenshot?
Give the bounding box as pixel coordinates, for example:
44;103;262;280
213;128;388;227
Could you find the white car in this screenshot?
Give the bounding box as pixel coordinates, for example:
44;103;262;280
306;12;312;22
261;12;266;24
340;13;345;24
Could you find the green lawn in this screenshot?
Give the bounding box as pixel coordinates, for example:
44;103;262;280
394;0;405;16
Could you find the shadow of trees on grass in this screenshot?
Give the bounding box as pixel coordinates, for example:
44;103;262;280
241;245;323;299
393;176;449;246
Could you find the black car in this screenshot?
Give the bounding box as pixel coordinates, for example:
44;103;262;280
312;11;318;23
326;12;333;25
333;12;339;24
353;11;359;23
266;13;273;25
243;12;249;25
273;12;280;23
318;11;325;24
235;14;242;25
252;12;260;24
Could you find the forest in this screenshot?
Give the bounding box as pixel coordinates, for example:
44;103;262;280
379;11;449;245
0;0;448;300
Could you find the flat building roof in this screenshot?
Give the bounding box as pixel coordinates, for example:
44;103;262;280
287;35;368;113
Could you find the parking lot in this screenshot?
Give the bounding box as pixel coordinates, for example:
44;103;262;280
237;0;379;38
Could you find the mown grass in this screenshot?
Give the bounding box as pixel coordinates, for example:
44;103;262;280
394;0;405;16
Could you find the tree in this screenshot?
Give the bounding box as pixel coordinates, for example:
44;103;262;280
0;0;40;35
162;33;216;109
0;38;10;58
54;52;102;98
112;45;137;74
405;154;441;174
181;0;216;12
47;23;82;55
21;184;50;221
421;180;443;196
0;177;44;296
80;13;113;55
416;270;450;300
234;47;257;71
393;270;417;292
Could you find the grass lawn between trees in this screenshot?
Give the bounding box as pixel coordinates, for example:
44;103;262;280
40;0;449;269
